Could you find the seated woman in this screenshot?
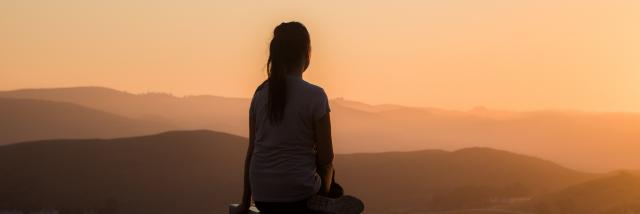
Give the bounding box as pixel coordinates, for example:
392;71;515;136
235;21;364;214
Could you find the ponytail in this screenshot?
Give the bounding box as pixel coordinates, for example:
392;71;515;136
265;22;310;124
266;53;288;124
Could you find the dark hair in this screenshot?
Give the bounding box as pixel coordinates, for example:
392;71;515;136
265;22;311;124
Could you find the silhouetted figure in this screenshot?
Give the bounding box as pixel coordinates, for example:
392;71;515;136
235;22;364;214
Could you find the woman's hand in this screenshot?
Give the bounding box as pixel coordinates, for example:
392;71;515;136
234;203;251;214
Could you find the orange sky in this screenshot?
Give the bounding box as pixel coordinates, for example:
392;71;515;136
1;0;639;112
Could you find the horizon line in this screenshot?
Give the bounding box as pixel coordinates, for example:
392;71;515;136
2;85;639;114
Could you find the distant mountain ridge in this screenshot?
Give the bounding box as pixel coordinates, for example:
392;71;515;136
0;130;597;213
2;86;640;172
0;97;174;144
0;87;249;136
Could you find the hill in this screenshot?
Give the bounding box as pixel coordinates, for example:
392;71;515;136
336;147;594;213
0;131;596;213
0;98;173;145
0;130;247;214
521;173;640;214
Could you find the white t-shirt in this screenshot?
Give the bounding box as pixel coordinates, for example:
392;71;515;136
249;75;331;202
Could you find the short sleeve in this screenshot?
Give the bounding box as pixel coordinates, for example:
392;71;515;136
249;92;257;117
249;95;256;118
311;88;331;121
249;84;264;119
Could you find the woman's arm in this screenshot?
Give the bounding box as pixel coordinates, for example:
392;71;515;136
238;108;256;212
314;112;335;195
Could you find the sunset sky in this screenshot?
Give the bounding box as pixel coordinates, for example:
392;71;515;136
2;0;639;112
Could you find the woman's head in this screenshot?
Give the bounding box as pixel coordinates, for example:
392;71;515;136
265;22;311;124
268;22;311;75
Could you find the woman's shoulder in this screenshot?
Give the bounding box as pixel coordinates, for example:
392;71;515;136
297;79;326;96
254;81;268;94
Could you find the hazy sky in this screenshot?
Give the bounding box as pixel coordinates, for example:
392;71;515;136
2;0;639;112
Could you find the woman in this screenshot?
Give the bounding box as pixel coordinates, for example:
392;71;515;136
236;22;364;214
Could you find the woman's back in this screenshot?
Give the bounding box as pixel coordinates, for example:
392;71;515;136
237;21;362;214
249;75;330;202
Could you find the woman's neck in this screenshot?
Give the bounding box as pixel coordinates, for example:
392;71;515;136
287;72;303;79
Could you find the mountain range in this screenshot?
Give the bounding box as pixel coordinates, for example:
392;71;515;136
0;130;612;214
1;86;639;172
1;87;637;213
